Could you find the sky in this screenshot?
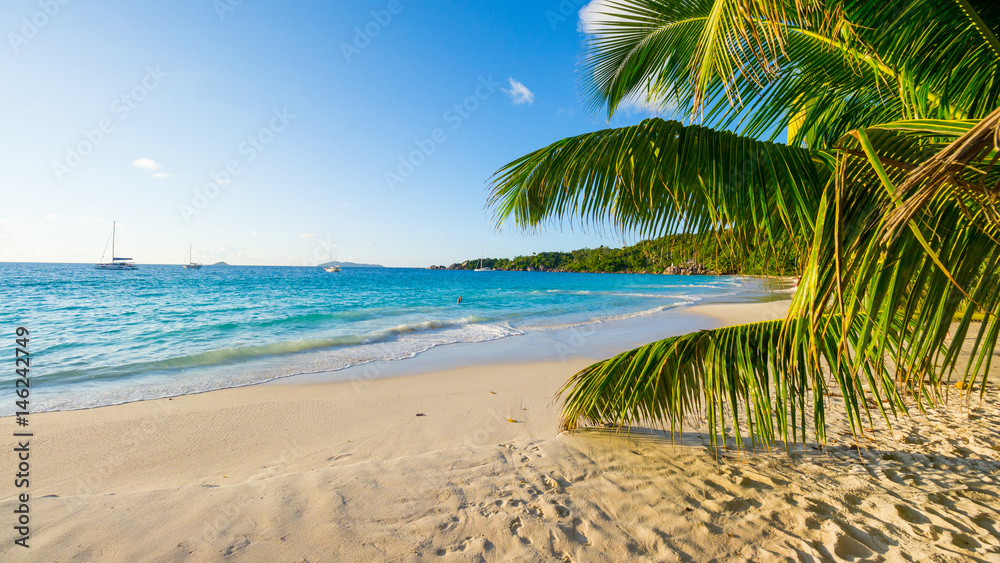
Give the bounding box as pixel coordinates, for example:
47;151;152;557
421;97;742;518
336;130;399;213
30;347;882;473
0;0;666;267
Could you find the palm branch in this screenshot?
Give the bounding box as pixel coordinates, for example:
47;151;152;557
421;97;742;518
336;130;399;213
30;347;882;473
488;0;1000;448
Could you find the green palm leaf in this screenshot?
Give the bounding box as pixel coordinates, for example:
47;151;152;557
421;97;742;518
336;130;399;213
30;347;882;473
558;316;905;450
488;0;1000;450
489;118;823;254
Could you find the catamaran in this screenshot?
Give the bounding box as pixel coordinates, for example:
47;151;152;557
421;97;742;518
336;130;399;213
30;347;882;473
474;249;492;272
94;221;137;270
323;248;341;273
183;244;202;269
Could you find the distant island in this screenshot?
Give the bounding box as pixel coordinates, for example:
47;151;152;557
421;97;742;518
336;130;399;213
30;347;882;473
319;261;385;269
429;235;799;276
210;261;230;267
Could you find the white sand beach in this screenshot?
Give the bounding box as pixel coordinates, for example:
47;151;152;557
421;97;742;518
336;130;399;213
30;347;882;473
3;300;1000;562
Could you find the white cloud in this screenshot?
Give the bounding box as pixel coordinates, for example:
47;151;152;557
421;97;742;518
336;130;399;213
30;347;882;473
616;91;680;117
339;203;351;207
301;233;318;239
132;158;162;171
151;172;174;179
45;214;56;220
577;2;683;120
503;78;535;105
578;0;630;35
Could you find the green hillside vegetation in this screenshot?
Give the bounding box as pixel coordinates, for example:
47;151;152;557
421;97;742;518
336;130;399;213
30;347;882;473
445;235;800;275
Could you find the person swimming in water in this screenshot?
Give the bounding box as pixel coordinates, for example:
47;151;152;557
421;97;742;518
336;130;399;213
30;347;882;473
457;296;463;304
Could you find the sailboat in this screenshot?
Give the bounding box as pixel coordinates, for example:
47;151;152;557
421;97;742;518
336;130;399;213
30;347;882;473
474;249;492;272
183;245;202;269
323;248;341;273
94;221;137;270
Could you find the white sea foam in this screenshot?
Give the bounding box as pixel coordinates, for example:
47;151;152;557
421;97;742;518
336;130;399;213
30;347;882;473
23;300;708;414
11;270;776;415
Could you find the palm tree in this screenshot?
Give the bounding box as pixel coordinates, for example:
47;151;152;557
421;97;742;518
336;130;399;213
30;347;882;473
488;0;1000;450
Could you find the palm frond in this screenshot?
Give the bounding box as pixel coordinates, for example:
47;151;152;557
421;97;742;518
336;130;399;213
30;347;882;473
581;1;1000;143
956;0;1000;57
558;315;907;451
488;118;824;252
489;0;1000;451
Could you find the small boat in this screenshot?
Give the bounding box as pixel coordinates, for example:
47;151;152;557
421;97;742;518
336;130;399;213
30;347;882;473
94;221;137;270
183;245;202;269
323;248;341;273
474;250;492;272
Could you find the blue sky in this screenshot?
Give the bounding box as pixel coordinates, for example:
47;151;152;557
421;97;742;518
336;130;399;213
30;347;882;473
1;0;664;267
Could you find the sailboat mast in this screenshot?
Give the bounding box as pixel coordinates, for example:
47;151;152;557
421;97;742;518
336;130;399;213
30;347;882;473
112;221;116;260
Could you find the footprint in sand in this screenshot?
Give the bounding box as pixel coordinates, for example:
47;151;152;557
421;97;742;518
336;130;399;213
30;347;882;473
559;517;593;546
542;475;564;492
833;534;873;560
805;498;838;517
950;531;982;551
433;539;477;557
972;513;1000;539
842;493;865;507
722;496;760;512
738;476;773;491
894;504;931;525
883;468;905;485
926;491;957;510
547;530;573;562
549;501;570;518
509;516;532;545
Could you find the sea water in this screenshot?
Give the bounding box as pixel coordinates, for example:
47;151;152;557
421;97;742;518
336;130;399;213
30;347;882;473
0;263;777;414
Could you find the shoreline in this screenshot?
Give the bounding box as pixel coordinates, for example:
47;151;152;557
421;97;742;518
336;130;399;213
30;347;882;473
3;298;1000;561
272;293;791;387
18;284;791;416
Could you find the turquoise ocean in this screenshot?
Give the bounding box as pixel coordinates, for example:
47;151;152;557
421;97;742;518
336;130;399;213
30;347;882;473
0;264;777;414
